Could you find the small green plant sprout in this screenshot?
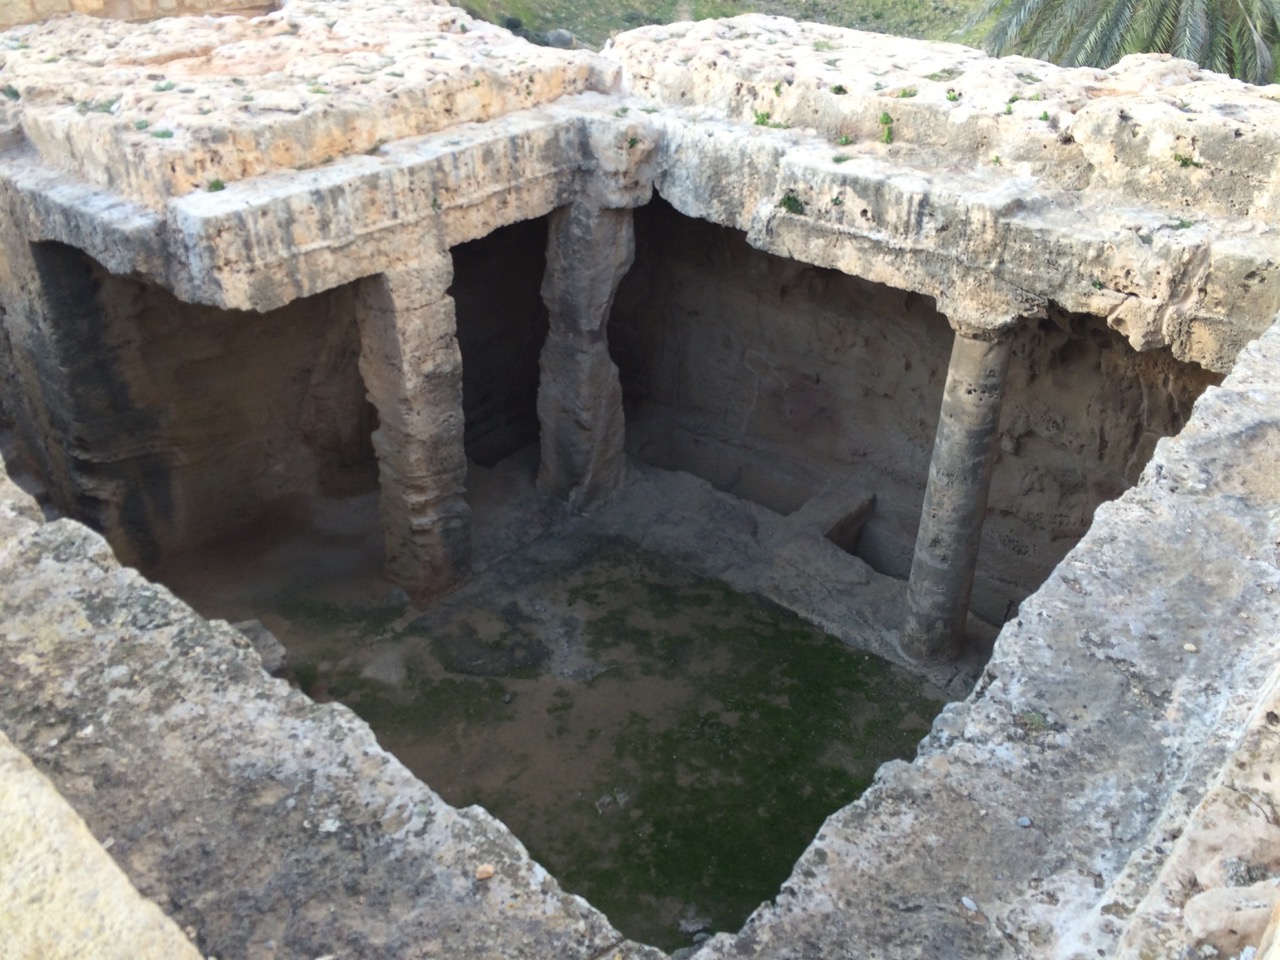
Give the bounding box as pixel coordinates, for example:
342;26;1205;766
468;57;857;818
153;80;176;92
753;110;787;129
1007;94;1022;104
1173;218;1195;229
879;111;894;144
133;119;150;130
1174;153;1203;168
897;86;918;98
614;106;630;117
151;129;174;139
1091;279;1104;289
946;89;960;102
1015;709;1050;734
774;81;783;96
813;40;837;52
207;179;226;192
641;106;659;114
832;153;851;163
627;136;640;149
991;154;1002;165
1;85;19;101
831;84;848;95
836;133;853;145
831;196;843;206
780;192;805;214
1039;110;1050;121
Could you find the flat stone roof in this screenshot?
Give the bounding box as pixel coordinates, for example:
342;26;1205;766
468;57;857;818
0;0;612;206
5;6;1280;364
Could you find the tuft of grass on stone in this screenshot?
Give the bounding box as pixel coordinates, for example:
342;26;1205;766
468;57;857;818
897;86;917;97
946;89;960;102
879;111;894;143
151;129;174;139
780;192;805;214
832;154;851;163
207;179;226;192
1174;153;1203;168
831;84;847;95
1;85;19;101
133;119;150;130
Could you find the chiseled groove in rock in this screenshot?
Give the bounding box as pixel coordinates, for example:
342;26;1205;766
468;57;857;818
688;319;1280;960
0;497;666;959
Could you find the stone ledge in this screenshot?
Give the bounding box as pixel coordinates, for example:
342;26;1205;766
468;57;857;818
0;483;663;959
688;316;1280;958
0;730;203;960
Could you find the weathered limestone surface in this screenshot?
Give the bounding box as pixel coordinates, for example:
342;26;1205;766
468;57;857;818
685;320;1280;959
1;0;269;32
609;16;1280;369
3;5;1280;958
537;202;634;508
903;333;1012;660
0;466;663;960
609;205;1219;627
356;257;471;597
0;729;203;960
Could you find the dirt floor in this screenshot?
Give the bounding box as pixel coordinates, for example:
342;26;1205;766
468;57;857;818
152;460;952;952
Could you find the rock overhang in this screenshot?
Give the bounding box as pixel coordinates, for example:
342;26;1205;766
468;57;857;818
2;3;1278;366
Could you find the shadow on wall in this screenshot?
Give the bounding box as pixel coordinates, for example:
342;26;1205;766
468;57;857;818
608;194;1222;625
5;242;377;569
449;216;551;471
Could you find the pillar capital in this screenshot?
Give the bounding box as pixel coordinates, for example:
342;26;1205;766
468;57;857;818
936;281;1044;341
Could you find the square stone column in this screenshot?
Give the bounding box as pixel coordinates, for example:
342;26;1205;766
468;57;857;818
536;204;634;510
356;258;470;600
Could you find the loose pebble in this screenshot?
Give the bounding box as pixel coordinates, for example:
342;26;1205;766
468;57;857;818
961;896;977;912
1016;816;1032;828
475;863;496;881
1183;643;1198;653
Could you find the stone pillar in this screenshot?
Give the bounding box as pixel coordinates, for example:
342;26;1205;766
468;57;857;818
902;331;1012;662
355;259;470;600
537;203;634;509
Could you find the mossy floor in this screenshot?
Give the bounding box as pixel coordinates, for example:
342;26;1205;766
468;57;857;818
273;534;947;952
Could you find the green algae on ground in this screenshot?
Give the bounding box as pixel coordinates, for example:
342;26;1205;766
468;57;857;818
285;537;945;952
